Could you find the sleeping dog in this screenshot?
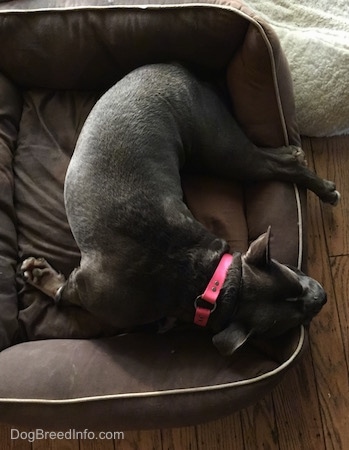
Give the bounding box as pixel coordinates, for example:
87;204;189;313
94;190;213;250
21;64;339;355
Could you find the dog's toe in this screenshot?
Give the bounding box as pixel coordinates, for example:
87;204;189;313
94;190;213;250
32;268;44;278
322;187;341;206
21;257;36;271
292;147;307;165
22;270;31;281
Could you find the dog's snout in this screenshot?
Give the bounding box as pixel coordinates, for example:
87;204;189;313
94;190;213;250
302;279;327;317
312;280;327;304
316;290;327;306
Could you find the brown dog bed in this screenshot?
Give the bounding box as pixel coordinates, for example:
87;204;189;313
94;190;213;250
0;0;307;429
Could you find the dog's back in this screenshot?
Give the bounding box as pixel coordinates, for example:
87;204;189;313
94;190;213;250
65;64;236;252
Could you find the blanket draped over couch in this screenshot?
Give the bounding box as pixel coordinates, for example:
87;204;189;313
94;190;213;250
247;0;349;137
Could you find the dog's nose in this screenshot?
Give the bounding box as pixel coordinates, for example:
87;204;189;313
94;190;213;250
314;281;327;304
303;279;327;317
319;291;327;305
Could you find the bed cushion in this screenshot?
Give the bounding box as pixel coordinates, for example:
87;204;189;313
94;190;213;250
0;328;306;430
0;74;23;350
0;0;307;429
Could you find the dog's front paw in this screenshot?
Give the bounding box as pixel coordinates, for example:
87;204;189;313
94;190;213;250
21;257;65;299
320;180;341;206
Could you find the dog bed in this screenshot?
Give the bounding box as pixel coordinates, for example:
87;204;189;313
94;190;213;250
246;0;349;137
0;0;307;429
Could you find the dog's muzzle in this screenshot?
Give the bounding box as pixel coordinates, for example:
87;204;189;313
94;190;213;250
301;276;327;318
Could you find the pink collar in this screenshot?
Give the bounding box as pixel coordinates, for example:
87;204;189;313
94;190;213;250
194;253;234;327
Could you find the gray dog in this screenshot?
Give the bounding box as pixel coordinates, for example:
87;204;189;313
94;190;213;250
22;63;339;355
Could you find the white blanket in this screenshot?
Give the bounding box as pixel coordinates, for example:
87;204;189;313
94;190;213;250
246;0;349;137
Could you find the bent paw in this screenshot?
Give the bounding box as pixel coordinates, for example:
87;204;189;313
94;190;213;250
21;257;65;299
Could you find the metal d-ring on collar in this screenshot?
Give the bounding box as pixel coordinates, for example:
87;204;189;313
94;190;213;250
193;253;234;327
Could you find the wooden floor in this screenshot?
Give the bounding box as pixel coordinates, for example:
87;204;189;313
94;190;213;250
1;136;348;449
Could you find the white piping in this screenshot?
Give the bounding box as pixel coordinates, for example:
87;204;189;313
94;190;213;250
0;3;263;13
294;184;304;270
0;326;304;404
0;2;283;15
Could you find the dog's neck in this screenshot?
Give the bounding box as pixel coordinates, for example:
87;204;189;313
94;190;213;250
193;253;234;327
174;252;242;332
206;252;242;332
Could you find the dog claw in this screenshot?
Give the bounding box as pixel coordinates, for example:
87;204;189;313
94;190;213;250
23;271;30;281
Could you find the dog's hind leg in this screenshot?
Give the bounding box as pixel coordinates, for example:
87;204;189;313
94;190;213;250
203;130;339;205
191;86;339;205
256;145;340;205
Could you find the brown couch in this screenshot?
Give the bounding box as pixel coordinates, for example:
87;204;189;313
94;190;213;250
0;0;307;430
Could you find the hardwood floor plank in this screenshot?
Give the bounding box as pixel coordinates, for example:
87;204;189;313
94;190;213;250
79;433;115;450
0;424;32;449
119;430;162;450
272;358;325;450
330;255;349;365
196;413;244;450
310;136;349;256
32;437;80;450
326;255;349;449
161;426;198;450
241;395;279;450
305;137;349;450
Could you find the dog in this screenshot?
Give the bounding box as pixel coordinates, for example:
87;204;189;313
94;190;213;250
21;63;339;355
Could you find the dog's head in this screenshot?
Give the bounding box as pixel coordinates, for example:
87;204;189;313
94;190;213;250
213;227;326;356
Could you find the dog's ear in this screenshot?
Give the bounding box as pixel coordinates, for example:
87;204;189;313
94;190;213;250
212;323;252;356
244;226;271;267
